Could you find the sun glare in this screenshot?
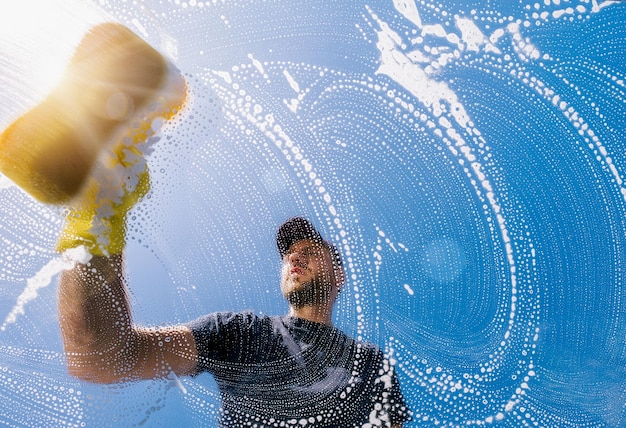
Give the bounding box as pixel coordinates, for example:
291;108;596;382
0;0;106;103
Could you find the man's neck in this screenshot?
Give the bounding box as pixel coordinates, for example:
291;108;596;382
288;305;333;325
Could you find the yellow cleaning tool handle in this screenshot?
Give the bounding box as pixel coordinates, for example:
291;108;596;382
56;148;151;256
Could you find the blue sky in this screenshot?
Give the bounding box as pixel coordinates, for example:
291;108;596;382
1;0;625;426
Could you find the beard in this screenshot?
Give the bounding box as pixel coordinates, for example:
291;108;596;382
284;278;332;308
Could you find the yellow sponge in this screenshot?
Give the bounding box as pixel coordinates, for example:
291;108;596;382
0;22;186;204
0;22;187;255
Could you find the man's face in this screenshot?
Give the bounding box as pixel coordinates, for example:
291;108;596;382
280;239;340;307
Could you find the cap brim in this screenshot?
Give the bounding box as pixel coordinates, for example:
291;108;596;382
276;217;323;257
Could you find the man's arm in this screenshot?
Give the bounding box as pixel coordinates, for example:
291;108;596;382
58;253;198;383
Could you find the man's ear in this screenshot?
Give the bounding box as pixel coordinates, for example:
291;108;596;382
334;267;345;292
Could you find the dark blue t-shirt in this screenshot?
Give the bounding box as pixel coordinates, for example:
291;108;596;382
188;312;410;427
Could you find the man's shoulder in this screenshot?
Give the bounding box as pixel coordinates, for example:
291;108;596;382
352;338;385;362
186;310;274;332
354;338;381;351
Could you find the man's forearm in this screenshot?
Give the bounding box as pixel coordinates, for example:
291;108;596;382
58;253;198;383
58;253;139;382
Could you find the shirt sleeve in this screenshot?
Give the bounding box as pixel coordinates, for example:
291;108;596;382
186;311;260;372
374;349;412;426
386;366;412;425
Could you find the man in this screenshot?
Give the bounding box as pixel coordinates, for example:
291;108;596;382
1;22;410;427
59;216;410;427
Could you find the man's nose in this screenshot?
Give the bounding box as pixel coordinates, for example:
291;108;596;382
288;251;305;264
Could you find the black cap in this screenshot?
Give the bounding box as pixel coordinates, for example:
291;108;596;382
276;217;342;268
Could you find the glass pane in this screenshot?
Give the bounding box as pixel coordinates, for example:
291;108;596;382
1;0;625;426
